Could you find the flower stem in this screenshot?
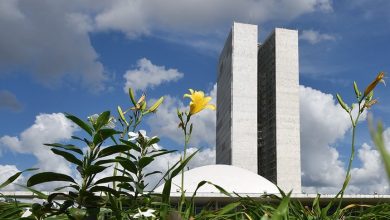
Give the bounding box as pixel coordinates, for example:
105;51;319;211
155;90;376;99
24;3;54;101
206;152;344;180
179;114;191;213
336;108;361;212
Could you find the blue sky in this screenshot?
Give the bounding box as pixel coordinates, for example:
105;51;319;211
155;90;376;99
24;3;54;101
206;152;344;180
0;0;390;194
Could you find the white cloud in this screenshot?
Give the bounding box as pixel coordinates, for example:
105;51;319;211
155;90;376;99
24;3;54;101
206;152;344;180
346;127;390;194
0;113;78;187
95;0;332;37
0;0;106;92
299;86;386;194
123;58;184;93
300;86;350;193
0;90;22;112
349;143;389;194
300;30;337;44
146;84;216;147
0;0;333;89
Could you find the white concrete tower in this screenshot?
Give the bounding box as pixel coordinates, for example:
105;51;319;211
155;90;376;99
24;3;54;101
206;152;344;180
216;22;258;174
257;28;301;192
217;22;301;193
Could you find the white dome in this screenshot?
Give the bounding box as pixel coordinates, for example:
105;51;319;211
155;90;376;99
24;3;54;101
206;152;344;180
154;165;279;195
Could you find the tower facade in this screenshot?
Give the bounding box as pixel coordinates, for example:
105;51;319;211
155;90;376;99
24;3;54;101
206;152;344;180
216;22;258;174
216;22;301;192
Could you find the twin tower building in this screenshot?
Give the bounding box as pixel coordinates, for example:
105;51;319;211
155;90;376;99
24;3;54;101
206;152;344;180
216;22;301;192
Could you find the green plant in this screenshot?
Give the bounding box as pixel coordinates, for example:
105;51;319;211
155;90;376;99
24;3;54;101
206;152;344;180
333;72;385;213
0;76;388;219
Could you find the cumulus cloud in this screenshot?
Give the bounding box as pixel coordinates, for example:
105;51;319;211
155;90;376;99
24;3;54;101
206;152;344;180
95;0;332;36
0;90;22;112
146;84;216;147
0;113;77;186
0;0;333;90
300;86;351;193
123;58;184;93
299;85;384;194
0;0;106;92
349;143;389;194
300;30;337;44
347;127;390;194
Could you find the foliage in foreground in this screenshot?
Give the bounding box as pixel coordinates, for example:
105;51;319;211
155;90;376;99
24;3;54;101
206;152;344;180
0;72;388;219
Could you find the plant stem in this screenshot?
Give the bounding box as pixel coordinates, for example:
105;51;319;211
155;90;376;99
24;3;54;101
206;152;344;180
113;110;140;190
179;114;191;213
336;108;361;212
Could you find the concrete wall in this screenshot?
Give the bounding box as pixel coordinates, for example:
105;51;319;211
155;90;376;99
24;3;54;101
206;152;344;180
230;22;258;173
216;31;233;165
257;28;301;192
274;28;301;193
216;22;258;174
217;23;301;192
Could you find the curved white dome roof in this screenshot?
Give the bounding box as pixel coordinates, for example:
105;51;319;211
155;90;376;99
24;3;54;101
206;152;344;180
155;165;279;194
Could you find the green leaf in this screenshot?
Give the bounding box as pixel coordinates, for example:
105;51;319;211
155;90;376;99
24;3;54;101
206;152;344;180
94;176;133;185
129;88;137;106
108;193;122;220
138;157;154;169
117;106;129;126
98;144;132;158
71;135;92;146
15;184;48;199
117;182;134;192
65;113;93;136
27;172;76;187
147;137;160;146
45;143;83;155
116;157;137;174
95;111;110;130
147;96;164;113
209;182;231;197
122;151;137;160
336;94;350;113
217;202;241;216
145;171;162;177
95;159;117;166
149;149;176;158
84;165;108;176
51;148;83;166
171;150;198;178
272;191;291;220
353;81;361;99
54;184;80;191
0;206;24;218
119;138;140;149
93;129;120;145
321;200;333;218
161;178;172;206
371;121;390;178
0;168;38;189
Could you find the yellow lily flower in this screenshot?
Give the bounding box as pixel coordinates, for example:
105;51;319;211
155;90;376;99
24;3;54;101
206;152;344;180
364;72;386;97
184;89;216;115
